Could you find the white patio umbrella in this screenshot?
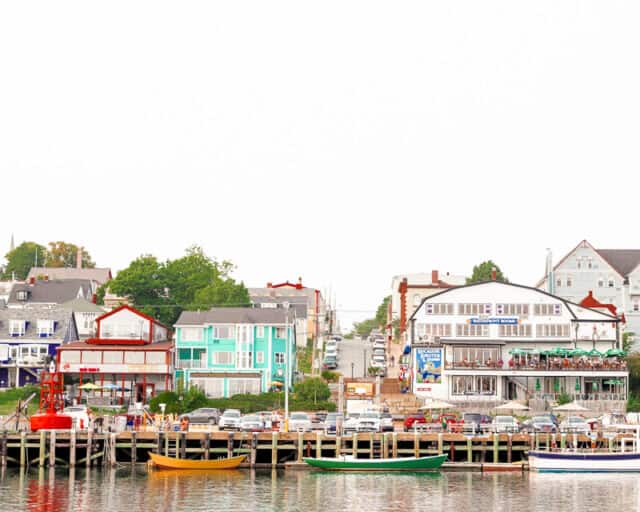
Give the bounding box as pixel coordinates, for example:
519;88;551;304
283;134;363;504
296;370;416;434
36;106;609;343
419;399;455;410
495;401;530;411
553;402;589;412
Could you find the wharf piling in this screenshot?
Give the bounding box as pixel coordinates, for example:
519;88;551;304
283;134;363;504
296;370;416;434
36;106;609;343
0;430;632;470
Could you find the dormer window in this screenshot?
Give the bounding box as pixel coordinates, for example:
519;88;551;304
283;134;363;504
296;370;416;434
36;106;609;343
9;320;26;337
16;290;28;301
37;319;54;337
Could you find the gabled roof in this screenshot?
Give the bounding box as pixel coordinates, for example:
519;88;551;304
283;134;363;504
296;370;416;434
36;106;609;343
409;280;619;322
8;280;93;305
0;305;79;342
27;267;112;285
95;304;169;330
175;307;292;326
61;297;106;314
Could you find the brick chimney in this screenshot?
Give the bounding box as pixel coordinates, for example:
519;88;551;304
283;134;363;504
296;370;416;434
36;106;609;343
431;270;439;284
267;282;273;288
399;278;408;334
76;246;82;269
491;267;497;281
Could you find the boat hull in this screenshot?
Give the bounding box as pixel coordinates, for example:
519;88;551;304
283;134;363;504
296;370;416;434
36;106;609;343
303;454;447;471
148;452;246;470
529;450;640;473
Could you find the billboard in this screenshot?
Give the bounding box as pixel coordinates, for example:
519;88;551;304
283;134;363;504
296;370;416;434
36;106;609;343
415;348;442;391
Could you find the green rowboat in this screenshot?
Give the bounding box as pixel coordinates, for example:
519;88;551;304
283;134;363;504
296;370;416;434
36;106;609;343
303;454;448;471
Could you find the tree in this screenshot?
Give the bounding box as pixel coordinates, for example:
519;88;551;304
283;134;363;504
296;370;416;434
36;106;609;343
294;377;330;403
2;242;48;280
194;278;250;308
46;242;95;268
466;260;509;284
352;296;391;337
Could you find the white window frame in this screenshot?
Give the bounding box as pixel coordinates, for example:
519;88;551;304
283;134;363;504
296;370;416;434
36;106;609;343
275;327;286;339
256;325;265;338
212;325;234;339
274;352;285;364
256;351;264;364
37;319;54;337
212;351;234;365
181;327;203;341
9;320;26;337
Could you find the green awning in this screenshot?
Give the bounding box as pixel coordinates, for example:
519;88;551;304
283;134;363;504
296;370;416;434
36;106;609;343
570;348;588;356
575;379;581;391
603;379;624;385
605;349;627;357
535;378;541;392
587;349;603;357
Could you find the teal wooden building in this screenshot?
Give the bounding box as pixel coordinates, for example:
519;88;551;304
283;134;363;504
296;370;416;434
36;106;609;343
174;308;297;397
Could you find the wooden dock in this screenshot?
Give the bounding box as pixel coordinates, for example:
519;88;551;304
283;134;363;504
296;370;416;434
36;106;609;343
0;430;626;470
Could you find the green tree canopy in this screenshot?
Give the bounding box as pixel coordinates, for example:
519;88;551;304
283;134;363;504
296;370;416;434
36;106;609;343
466;260;508;284
46;241;95;268
107;246;249;326
294;377;331;403
2;242;48;280
352;296;391;337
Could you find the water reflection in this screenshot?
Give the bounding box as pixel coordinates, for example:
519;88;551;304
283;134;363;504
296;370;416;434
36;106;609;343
0;467;639;512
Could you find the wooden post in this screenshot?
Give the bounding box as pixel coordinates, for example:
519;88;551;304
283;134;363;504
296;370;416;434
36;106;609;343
492;434;499;463
353;433;358;459
335;436;341;458
316;432;322;459
227;432;234;458
19;432;26;467
370;434;374;459
156;432;162;455
414;431;419;458
110;433;117;466
39;431;46;467
507;434;512;464
560;434;566;450
131;431;137;464
250;433;257;468
297;432;304;463
467;437;472;463
86;430;93;468
70;430;76;467
437;433;443;455
271;432;278;466
392;432;398;458
204;432;210;460
1;431;7;468
49;431;56;467
382;433;389;459
180;432;187;459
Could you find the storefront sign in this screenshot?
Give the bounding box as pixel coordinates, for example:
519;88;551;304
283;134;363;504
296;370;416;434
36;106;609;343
469;317;518;325
415;348;442;390
346;382;374;397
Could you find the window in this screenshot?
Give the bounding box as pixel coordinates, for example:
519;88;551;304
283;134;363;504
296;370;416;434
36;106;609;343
212;352;234;365
228;378;261;395
238;325;252;343
82;313;96;330
256;351;264;364
451;375;496;396
535;324;571;337
498;324;532;337
634;302;640;313
237;351;253;369
534;303;562;316
598;278;604;288
608;278;615;288
146;352;165;365
496;304;529;316
455;324;489;337
37;320;54;337
566;276;572;287
124;351;145;364
81;351;101;364
275;327;286;339
274;352;285;364
212;326;234;339
425;303;454;315
556;278;562;288
256;326;265;338
103;351;123;364
60;351;81;364
457;303;491;315
588;259;593;269
416;323;452;338
451;346;499;366
9;320;25;337
181;327;203;341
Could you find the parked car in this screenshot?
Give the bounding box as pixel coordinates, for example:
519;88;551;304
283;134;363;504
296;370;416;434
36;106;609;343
289;412;312;432
404;413;427;431
356;411;381;432
343;413;360;434
326;340;339;353
523;416;558;433
218;409;242;430
179;407;220;425
324;412;344;435
462;413;492;434
323;355;338;370
372;348;386;358
491;415;520;433
380;412;394;432
325;345;338;359
239;414;265;432
559;416;590;434
373;340;386;350
370;355;386;369
63;405;91;430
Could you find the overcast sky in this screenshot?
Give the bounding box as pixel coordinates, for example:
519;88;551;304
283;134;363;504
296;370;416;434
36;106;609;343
1;2;638;329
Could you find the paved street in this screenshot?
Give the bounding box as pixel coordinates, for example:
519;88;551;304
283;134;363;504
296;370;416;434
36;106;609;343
335;338;371;379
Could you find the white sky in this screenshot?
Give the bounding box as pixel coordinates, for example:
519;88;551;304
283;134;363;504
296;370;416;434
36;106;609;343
1;2;639;329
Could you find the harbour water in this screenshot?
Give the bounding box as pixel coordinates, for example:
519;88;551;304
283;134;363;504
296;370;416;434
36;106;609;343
0;468;638;512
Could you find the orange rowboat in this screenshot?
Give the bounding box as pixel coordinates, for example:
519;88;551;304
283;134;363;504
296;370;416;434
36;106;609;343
148;452;246;470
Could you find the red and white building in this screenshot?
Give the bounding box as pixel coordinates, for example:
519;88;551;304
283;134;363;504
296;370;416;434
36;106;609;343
57;305;174;405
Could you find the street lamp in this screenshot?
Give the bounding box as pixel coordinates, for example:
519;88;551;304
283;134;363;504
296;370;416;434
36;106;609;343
351;362;354;379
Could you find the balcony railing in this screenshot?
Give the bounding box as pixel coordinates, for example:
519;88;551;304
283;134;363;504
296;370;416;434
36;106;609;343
445;360;628;372
176;359;206;369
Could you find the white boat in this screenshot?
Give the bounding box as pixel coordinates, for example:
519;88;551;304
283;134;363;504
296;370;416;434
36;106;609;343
529;425;640;473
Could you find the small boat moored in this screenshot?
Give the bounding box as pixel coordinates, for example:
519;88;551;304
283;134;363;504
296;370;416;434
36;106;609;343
303;454;447;471
148;452;247;470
